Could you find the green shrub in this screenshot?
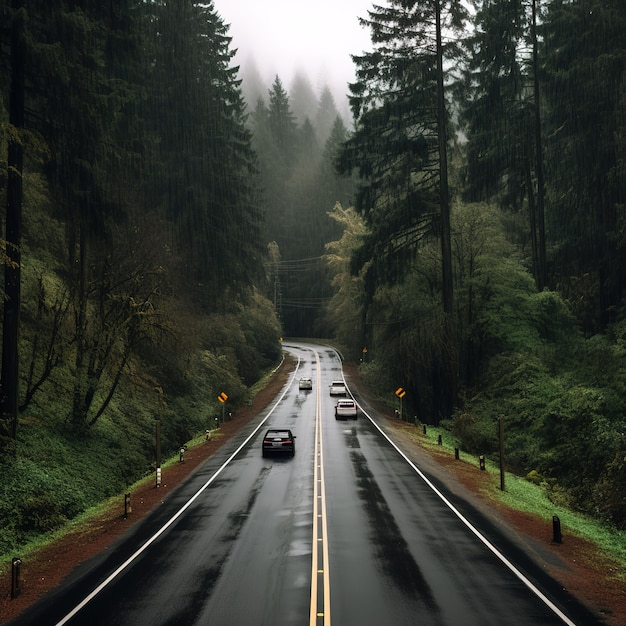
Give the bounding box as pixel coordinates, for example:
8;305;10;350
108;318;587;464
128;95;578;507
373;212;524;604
450;411;496;454
593;452;626;528
359;360;395;399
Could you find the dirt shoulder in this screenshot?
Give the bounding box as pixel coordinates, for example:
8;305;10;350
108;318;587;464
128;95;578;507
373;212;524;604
1;358;625;625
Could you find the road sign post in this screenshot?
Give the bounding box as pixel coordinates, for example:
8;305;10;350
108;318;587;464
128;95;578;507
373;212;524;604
218;391;228;425
395;387;406;420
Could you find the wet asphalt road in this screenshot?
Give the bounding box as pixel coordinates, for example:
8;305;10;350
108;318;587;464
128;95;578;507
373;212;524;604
9;342;602;626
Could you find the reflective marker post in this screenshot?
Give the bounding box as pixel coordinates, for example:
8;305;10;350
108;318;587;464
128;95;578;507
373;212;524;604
11;557;21;598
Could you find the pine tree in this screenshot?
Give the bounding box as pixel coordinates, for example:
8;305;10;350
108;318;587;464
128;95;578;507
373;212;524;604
267;75;298;158
460;0;547;289
0;0;26;454
142;0;264;300
339;0;466;305
315;85;340;145
337;0;467;417
542;0;626;330
289;71;318;125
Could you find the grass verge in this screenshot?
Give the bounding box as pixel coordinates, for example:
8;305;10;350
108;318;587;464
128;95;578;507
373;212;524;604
410;422;626;577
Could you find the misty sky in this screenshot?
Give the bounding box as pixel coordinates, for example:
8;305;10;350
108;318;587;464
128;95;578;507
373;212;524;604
215;0;373;100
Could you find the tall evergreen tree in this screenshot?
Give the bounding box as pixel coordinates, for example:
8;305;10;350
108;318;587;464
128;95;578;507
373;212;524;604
267;75;298;158
337;0;467;417
289;71;318;125
315;85;340;145
254;75;298;251
460;0;547;289
542;0;626;330
238;56;266;110
460;0;527;205
319;116;356;215
338;0;466;307
142;0;263;302
0;0;25;454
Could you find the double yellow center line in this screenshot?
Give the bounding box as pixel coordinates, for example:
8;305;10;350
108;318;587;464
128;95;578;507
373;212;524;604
310;352;331;625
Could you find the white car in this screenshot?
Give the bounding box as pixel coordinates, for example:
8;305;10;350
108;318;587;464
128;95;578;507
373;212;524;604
299;377;313;390
329;380;346;396
335;399;357;420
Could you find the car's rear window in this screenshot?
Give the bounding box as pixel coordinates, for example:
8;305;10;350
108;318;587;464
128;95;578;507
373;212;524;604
266;431;290;438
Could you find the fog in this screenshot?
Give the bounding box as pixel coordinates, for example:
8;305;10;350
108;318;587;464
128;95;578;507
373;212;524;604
215;0;373;113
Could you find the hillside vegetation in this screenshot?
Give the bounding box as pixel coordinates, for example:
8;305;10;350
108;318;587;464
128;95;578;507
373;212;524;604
0;203;282;557
0;191;282;557
326;201;626;530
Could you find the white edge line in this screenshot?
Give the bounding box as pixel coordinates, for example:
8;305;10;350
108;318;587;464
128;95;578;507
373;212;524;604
56;355;301;626
353;392;577;626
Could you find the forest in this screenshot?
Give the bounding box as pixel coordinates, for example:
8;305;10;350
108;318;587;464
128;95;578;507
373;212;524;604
0;0;624;559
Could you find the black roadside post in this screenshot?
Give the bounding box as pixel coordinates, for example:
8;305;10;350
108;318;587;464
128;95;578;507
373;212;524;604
553;515;563;543
11;557;21;598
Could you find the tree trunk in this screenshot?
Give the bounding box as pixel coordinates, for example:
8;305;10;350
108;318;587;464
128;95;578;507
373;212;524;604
71;226;88;429
531;0;547;290
0;0;25;455
525;153;540;287
436;0;453;318
435;0;457;417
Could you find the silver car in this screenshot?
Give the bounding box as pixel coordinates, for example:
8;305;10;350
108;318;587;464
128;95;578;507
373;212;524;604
329;380;346;396
299;377;313;390
335;399;357;420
